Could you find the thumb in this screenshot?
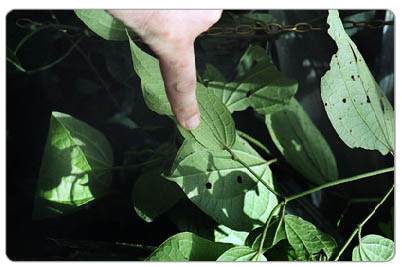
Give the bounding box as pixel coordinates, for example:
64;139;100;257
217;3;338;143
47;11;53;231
158;43;200;130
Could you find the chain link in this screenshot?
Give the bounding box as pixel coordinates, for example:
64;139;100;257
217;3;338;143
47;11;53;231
16;17;394;38
203;19;393;37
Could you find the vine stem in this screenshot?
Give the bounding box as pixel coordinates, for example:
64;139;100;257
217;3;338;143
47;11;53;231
257;203;284;256
236;130;271;157
225;147;282;198
285;167;394;203
334;184;394;261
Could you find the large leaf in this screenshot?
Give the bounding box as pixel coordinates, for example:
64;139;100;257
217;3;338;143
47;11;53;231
265;98;338;184
284;215;337;261
74;10;127;41
205;45;298;114
216;246;267;261
168;136;278;231
352;234;394;261
128;33;236;151
145;232;233;261
321;10;394;155
33;112;113;219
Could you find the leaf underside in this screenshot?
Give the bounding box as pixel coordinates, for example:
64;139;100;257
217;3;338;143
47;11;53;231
321;10;394;155
352;234;394;261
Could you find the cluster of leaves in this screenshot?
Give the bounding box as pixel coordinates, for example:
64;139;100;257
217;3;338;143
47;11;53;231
31;10;394;261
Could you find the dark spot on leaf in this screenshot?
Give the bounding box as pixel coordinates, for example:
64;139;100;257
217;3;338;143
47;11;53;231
366;96;371;103
342;98;346;103
380;99;385;112
324;102;328;106
237;176;243;184
357;75;360;79
361;102;363;105
350;129;352;133
350;61;352;64
246;90;251;97
205;182;212;189
351;75;355;81
339;117;342;120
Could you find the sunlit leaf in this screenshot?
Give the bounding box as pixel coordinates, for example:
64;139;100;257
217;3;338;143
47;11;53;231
265;98;338;184
321;10;394;155
246;216;286;250
284;215;337;260
216;246;267;261
74;10;127;41
128;33;236;151
145;232;233;261
168;136;278;231
33;112;113;219
352;234;394;261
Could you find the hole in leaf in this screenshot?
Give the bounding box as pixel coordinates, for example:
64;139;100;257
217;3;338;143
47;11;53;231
366;96;371;103
237;176;243;184
351;75;355;81
324;102;328;106
205;182;212;189
342;98;346;103
246;90;252;97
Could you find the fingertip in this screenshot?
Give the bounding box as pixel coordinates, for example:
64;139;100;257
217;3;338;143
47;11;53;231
183;112;200;130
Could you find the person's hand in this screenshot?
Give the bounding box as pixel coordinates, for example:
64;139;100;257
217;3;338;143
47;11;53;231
107;10;222;130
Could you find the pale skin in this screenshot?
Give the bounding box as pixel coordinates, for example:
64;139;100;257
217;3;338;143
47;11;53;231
107;10;223;130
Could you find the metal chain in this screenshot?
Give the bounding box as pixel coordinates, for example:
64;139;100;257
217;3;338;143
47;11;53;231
202;19;394;37
16;17;394;38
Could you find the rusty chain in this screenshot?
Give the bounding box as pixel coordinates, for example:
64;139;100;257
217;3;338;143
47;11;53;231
16;17;394;38
202;19;394;36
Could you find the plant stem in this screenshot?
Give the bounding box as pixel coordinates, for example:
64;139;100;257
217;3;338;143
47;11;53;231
285;167;394;203
236;130;271;157
226;147;282;198
257;203;284;255
334;184;394;261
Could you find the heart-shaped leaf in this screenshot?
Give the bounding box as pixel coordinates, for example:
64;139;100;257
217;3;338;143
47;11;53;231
33;112;113;219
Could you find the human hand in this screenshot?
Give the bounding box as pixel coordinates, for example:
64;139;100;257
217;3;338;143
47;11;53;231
107;10;222;130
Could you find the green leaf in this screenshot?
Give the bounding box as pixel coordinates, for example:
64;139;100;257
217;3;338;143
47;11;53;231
214;224;249;246
321;10;394;155
132;167;185;222
177;84;236;151
284;215;337;261
145;232;234;261
246;216;286;250
352;234;394;261
265;98;338;184
74;10;127;41
216;246;267;261
33;112;113;219
128;33;236;151
168;136;278;231
205;45;297;114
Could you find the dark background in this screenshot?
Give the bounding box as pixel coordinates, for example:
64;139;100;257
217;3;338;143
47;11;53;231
6;10;394;260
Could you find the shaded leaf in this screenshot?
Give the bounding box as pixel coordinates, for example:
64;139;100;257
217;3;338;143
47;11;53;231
145;232;233;261
246;215;286;250
74;10;127;41
132;167;185;222
321;10;394;155
265;98;338;184
284;215;337;260
216;246;267;261
168;136;278;231
352;234;394;261
33;112;113;219
205;45;297;114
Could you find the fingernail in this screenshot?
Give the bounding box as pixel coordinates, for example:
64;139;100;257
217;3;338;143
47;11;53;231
185;113;200;130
